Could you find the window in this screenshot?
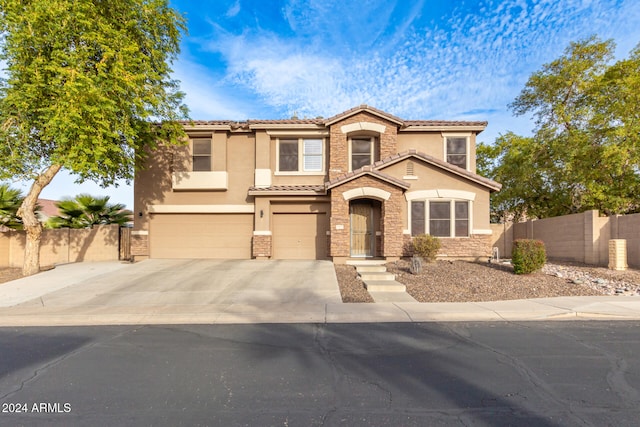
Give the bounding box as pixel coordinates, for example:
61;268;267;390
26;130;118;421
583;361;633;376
446;136;467;169
429;201;451;237
411;200;470;237
303;139;323;171
454;201;469;237
192;138;212;171
411;201;425;236
351;137;374;170
279;139;298;172
277;138;324;173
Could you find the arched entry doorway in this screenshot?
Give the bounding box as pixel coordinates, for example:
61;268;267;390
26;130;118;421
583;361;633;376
349;199;381;257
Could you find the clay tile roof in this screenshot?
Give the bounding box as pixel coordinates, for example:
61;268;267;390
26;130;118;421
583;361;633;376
324;104;405;126
326;166;410;190
36;198;60;218
248;185;327;195
247;118;325;125
403;120;488;127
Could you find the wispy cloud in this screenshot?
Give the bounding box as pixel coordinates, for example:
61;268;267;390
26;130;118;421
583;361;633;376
187;0;640;137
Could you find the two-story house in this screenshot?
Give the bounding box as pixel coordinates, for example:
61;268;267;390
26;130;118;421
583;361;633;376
133;105;501;262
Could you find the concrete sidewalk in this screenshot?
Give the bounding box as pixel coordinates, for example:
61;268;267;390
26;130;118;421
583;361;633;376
1;260;640;326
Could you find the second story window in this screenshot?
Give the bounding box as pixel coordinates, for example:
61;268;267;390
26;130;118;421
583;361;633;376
351;137;374;171
445;136;468;169
277;138;324;173
192;138;212;171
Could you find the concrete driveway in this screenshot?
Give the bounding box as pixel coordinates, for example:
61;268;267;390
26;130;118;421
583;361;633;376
0;259;342;325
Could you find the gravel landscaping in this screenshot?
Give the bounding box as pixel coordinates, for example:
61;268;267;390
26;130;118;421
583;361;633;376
336;259;640;303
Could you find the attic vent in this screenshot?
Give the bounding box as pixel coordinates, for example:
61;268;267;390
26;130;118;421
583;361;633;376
406;161;415;176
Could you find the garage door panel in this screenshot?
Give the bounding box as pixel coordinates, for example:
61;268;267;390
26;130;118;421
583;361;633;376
273;213;328;260
150;214;253;259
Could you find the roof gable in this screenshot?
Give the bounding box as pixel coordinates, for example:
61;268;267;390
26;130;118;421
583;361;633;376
326;166;410;190
373;150;502;192
324;105;405;127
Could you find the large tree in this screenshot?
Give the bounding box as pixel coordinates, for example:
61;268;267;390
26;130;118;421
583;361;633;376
0;0;188;275
479;36;640;221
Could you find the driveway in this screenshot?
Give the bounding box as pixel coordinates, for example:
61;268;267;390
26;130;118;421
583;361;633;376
0;259;342;325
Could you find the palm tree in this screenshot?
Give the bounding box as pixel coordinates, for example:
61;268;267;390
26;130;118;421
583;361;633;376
0;183;25;229
46;194;132;229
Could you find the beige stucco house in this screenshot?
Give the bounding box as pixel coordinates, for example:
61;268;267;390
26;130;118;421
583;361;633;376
133;105;501;262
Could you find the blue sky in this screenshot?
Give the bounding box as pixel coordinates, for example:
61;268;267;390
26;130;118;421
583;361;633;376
9;0;640;208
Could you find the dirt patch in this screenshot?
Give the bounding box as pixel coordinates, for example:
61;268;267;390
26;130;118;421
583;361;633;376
335;260;640;303
0;268;23;284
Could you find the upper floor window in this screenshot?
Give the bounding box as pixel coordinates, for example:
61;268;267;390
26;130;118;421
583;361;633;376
277;138;324;173
445;136;468;169
350;137;376;171
192;138;212;171
411;200;469;237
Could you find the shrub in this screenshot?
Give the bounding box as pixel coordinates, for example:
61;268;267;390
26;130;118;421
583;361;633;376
412;234;441;263
511;239;546;274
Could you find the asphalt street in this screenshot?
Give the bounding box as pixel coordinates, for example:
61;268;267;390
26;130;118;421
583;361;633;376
1;321;639;426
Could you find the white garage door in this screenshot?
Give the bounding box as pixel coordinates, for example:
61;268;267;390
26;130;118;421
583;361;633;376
150;213;253;259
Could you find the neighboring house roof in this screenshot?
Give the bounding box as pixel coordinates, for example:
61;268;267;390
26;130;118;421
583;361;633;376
326;166;411;190
373;150;502;192
37;198;60;220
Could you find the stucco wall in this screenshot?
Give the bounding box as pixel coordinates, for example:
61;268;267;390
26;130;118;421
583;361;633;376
0;225;120;268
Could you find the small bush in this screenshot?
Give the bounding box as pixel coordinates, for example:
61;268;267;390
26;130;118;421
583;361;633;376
512;239;546;274
412;234;441;263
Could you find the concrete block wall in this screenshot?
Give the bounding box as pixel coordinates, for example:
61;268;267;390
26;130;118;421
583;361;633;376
1;225;120;268
493;210;640;268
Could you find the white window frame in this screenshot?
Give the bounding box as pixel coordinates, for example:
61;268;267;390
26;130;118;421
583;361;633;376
408;198;473;238
348;136;376;172
275;137;326;175
443;132;470;171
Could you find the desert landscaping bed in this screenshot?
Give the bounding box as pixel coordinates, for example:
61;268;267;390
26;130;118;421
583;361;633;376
336;260;640;303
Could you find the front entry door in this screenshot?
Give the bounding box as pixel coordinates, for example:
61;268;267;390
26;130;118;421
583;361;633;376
350;201;373;257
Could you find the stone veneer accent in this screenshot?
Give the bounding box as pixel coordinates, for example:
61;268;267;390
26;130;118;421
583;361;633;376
330;175;404;258
403;233;492;259
252;234;272;258
328;112;398;181
131;234;149;257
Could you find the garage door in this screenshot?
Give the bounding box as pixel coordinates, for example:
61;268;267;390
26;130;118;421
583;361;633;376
272;212;329;259
150;213;253;259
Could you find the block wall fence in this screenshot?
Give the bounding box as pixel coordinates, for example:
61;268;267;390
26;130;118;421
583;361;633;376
490;210;640;268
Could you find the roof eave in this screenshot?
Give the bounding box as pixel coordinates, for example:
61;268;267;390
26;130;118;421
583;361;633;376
401;125;487;132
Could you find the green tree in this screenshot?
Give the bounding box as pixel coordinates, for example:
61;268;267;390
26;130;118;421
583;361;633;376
0;183;25;229
479;36;640;220
0;0;188;275
46;194;132;229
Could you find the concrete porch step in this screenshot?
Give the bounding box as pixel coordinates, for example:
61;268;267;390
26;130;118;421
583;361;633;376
346;259;387;266
355;265;387;273
364;280;407;292
358;271;396;281
368;290;417;302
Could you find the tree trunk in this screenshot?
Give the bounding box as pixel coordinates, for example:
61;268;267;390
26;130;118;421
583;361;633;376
16;164;62;276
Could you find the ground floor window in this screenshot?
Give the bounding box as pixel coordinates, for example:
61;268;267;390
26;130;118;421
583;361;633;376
411;200;469;237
